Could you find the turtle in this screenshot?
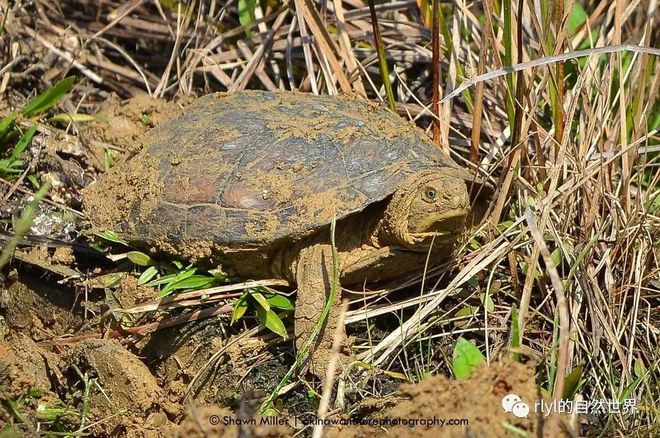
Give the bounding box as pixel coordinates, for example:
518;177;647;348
84;91;477;377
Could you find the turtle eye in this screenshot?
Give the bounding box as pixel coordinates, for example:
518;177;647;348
422;187;437;202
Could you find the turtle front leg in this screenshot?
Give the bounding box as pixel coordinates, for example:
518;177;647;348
294;244;346;378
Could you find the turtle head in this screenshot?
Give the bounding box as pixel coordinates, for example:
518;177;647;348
379;169;470;250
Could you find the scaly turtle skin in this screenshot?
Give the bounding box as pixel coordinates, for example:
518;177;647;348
85;91;473;377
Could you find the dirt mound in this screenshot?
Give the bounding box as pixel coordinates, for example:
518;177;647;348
83;94;181;154
172;405;291;438
327;361;569;437
64;339;172;436
0;333;67;434
1;269;84;338
0;333;57;400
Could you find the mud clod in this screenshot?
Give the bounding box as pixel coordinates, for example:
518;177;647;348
327;361;569;437
83;152;162;239
84;94;181;153
0;334;57;399
1;271;83;337
65;339;168;435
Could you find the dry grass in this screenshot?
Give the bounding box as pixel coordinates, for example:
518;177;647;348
1;0;658;435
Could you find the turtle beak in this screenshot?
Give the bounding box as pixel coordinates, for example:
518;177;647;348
410;208;469;240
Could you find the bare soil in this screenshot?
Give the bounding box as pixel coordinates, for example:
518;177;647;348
84;94;182;155
328;361;567;437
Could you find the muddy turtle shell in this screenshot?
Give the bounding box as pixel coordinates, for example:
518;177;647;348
89;91;466;251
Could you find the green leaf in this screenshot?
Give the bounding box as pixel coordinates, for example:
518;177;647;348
256;306;287;339
496;220;515;233
453;305;479;328
238;0;257;29
27;174;40;189
0;112;17;141
266;294;294;311
261;407;279;417
22;76;76;118
550;247;563;268
35;405;72;422
87;272;124;289
210;269;228;282
141;113;152;126
540;387;552;399
0;158;24;167
126;251;157;267
231;294;249;324
633;359;646;378
250;291;270;311
567;3;588;35
159;268;197;296
88;242;108;253
103;148;118;171
562;366;583;399
0;158;23;174
138;266;158;285
95;230;128;245
510;304;521;362
48;112;96;124
28;388;43;398
146;272;179;286
481;293;495;312
620;377;642;402
519;260;541;278
166;275;215;291
452;337;486;380
9;126;37;162
146;273;172;285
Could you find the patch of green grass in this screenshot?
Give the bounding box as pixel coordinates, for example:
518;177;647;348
0;125;36;177
141;262;226;297
0;387;79;434
0;76;78;179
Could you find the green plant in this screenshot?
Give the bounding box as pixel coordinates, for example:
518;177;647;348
0;387;78;432
238;0;257;34
231;287;294;339
0;76;78;179
452;337;486;380
94;231;228;297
